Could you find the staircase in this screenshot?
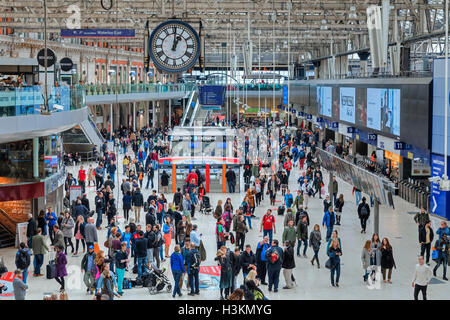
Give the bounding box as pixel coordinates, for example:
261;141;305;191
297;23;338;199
79;114;106;150
0;224;15;248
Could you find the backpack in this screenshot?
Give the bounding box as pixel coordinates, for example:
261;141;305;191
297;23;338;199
253;289;264;300
360;205;369;217
139;151;143;159
229;232;235;245
299;150;305;158
329;212;335;226
144;202;149;212
16;250;29;269
270;250;279;264
190;251;201;271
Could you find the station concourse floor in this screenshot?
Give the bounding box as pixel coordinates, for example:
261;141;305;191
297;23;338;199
0;155;448;300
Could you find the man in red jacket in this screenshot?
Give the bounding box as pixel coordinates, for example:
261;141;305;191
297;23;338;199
78;165;86;193
186;170;198;187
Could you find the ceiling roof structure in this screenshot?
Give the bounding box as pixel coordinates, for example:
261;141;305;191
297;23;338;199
0;0;447;65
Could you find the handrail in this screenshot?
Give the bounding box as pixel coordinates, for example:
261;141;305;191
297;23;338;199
188;96;201;127
0;208;19;236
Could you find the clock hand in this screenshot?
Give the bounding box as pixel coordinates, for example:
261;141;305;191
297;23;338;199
171;27;179;51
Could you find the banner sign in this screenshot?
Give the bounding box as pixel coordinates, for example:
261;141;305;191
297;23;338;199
61;29;135;38
283;85;288;104
198;85;226;107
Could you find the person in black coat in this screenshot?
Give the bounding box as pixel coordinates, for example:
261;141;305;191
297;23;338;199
357;197;371;234
145;208;156;228
282;241;295;289
230;247;241;292
94;191;105;229
26;214;36;249
81;194;90;211
240;245;257;280
419;220;434;264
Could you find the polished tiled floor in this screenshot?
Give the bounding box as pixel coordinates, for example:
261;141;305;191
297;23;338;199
0;150;448;300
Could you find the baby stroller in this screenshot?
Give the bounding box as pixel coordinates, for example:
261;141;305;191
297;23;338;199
200;195;212;215
147;263;172;295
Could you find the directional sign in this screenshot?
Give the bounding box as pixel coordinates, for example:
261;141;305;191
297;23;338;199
37;48;56;68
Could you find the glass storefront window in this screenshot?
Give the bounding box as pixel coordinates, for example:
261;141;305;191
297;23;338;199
39;135;63;178
0;139;34;182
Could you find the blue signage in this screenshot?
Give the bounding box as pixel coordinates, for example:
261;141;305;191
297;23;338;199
394;142;412;150
198;85;226;107
331;122;339;129
430;154;450;219
61;29;135;38
306;114;312;120
368;133;378;143
283;85;288;105
316;117;324;123
347;127;359;134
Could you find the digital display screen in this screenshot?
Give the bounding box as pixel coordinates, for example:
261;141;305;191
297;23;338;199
366;88;401;135
339;87;356;123
317;86;332;117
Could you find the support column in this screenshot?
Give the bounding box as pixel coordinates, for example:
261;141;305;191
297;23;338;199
110;103;113;139
374;200;380;235
169;99;171;128
33;137;39;179
133;102;136;131
152;101;155;128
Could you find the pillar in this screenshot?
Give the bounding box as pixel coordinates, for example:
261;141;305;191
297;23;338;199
374;200;380;235
358;51;370;77
169;99;171;128
33;137;39;178
110;103;113;138
152;101;155;128
133;102;136;131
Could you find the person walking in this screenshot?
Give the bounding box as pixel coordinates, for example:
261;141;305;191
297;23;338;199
322;207;336;242
414;207;430;235
260;209;276;244
328;239;342;287
433;234;449;281
13;270;28;300
54;244;68;292
45;207;57;245
309;224;322;268
132;187;144;223
419;220;434;265
84;217;98;248
361;240;372;283
31;228;48;277
334;194;344;226
122;191;132;222
61;211;75;255
115;242;129;296
282;241;295;289
240;245;256;281
255;236;270;285
215;248;232;300
170;244;185;298
296;215;309;258
380;238;396;284
94;191;105;230
73;215;86;256
412;256;432;300
15;242;31;284
26;213;36;250
265;239;284;293
234;214;248;251
187;243;201;296
282;220;296;248
162;217;173;258
81;244;97;294
357;197;370;234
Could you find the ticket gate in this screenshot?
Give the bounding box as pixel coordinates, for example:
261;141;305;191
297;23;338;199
158;162;241;193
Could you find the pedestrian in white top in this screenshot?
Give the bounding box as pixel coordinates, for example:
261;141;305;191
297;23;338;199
412;256;432;300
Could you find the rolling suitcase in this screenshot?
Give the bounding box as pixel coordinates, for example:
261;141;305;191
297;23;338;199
46;253;56;279
277;206;285;215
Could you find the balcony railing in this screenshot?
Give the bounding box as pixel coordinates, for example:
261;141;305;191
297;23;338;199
0;85;85;118
83;82;197;95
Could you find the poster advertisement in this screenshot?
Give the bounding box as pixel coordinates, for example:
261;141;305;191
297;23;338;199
317;86;332;117
16;222;28;247
366;88;383;130
0;272;17;298
381;89;401;136
339;87;355;123
69;185;82;202
198;265;220;290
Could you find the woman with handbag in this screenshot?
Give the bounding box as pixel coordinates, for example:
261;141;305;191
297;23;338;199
327;239;342;287
361;240;372;283
380;238;396;283
54;244;67;292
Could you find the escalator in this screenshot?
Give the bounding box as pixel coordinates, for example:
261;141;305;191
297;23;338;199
61;114;105;154
180;90;199;127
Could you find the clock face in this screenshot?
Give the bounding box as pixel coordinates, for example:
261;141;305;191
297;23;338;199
149;20;200;73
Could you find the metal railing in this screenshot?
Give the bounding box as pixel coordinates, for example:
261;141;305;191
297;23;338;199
83;82;196;96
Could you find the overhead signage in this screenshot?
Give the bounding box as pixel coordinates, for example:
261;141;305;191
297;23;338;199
283;85;288;105
59;57;73;72
198;85;226;107
37;48;56;68
60;29;136;38
347;127;359;134
331;122;339;129
430;154;450;219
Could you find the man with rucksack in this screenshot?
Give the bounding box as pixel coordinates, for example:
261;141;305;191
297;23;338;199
357;197;370;234
322;207;336;242
173;188;183;208
256;236;270;285
293;190;304;212
187;243;201;296
265;239;284;293
15;242;31;284
226;167;236;193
